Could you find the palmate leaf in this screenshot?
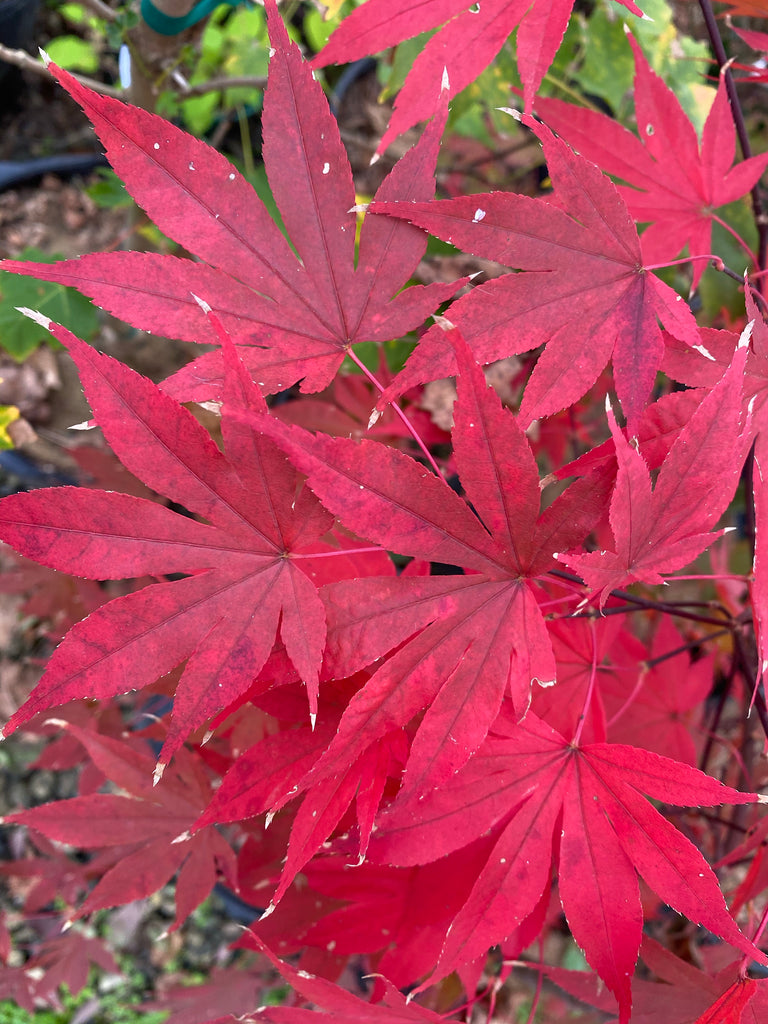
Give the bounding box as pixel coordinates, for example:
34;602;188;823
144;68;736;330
0;318;333;769
371;708;767;1024
559;324;750;602
371;114;701;429
3;723;237;928
247;327;610;803
313;0;644;153
532;35;768;288
0;0;457;401
663;297;768;684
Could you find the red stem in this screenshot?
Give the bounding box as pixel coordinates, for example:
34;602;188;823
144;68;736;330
572;618;599;746
345;348;442;476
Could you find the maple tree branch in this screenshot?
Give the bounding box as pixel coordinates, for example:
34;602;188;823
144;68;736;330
549;568;741;627
79;0;119;21
0;44;123;98
174;74;269;98
699;661;734;775
697;0;768;286
644;628;731;670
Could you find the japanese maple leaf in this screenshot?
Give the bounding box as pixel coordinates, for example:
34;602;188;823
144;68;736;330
314;0;643;153
731;24;768;83
663;300;768;681
0;0;456;401
22;931;118;1004
0;317;333;768
371;115;701;429
298;849;488;987
244;934;444;1024
531;35;768;288
556;326;750;603
544;936;764;1024
599;617;713;765
249;326;610;802
370;708;767;1024
193;677;409;908
3;724;237;928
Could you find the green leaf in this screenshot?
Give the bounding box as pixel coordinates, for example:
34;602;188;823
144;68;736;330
0;250;99;361
45;36;100;74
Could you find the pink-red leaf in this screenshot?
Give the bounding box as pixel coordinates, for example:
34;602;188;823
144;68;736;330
372;710;766;1023
372;116;700;428
1;4;456;400
0;324;331;765
558;328;750;601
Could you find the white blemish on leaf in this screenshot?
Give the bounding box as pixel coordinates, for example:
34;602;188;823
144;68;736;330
188;162;195;171
693;344;715;361
153;143;160;150
322;162;330;174
16;307;51;330
472;208;486;223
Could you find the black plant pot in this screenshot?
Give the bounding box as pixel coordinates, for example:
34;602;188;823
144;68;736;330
0;0;40;83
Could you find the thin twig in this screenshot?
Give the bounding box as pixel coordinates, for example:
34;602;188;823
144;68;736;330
698;0;768;289
181;74;268;97
79;0;119;22
0;43;123;97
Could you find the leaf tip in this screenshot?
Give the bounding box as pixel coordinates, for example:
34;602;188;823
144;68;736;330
367;407;382;429
441;66;450;93
348;203;369;214
69;419;96;432
739;320;755;350
190;292;212;316
15;306;52;331
43;718;69;729
171;830;191;845
432;313;456;331
153;762;166;786
757;794;768;804
38;47;51;68
259;902;276;921
497;106;521;121
310;712;317;731
368;152;381;167
692;343;716;361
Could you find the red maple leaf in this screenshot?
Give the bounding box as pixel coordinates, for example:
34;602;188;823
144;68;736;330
313;0;643;153
663;299;768;680
371;115;701;429
0;1;457;402
0;319;333;768
557;328;750;602
371;708;767;1023
242;934;444;1023
249;326;610;801
531;35;768;287
4;723;237;928
543;935;765;1023
599;617;713;765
